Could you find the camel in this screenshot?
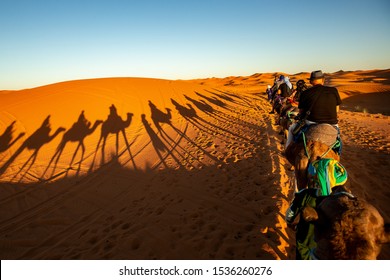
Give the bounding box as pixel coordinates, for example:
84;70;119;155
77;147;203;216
184;95;214;114
94;104;134;165
0;121;25;154
43;111;103;178
0;115;65;180
279;104;299;140
170;99;197;120
302;186;390;259
285;124;340;190
148;100;172;130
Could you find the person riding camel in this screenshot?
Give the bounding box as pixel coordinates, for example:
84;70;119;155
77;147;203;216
269;75;293;114
266;85;273;102
293;79;309;102
277;75;293;99
285;70;342;152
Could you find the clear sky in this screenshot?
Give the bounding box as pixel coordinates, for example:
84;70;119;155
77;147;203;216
1;0;389;89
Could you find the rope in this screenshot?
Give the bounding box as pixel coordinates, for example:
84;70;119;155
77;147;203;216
302;131;339;160
319;140;339;159
302;132;310;160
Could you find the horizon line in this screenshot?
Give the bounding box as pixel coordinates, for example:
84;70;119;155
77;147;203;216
2;68;389;91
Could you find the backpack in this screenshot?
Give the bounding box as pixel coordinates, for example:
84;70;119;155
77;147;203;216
307;158;348;196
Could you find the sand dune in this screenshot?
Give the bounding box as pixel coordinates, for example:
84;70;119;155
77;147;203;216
0;70;389;259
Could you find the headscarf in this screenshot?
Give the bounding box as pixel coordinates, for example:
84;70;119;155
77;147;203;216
284;76;293;90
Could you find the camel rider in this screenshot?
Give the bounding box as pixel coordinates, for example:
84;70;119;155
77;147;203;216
266;85;273;102
285;70;342;152
293;79;309;102
278;75;293;99
269;75;292;114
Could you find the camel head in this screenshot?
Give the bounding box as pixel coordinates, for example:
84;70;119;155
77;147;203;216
55;127;67;135
302;193;390;259
88;120;103;134
124;113;134;127
165;108;172;119
126;112;134;121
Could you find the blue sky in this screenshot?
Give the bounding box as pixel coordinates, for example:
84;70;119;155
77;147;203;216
1;0;389;89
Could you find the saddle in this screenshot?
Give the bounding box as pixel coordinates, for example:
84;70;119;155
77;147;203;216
293;123;342;155
304;123;338;147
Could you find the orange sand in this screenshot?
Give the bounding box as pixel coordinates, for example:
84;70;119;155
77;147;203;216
0;69;389;259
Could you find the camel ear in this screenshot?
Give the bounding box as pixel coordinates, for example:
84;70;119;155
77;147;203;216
302;206;319;222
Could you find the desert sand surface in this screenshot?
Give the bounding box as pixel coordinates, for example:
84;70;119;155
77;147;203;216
0;69;389;260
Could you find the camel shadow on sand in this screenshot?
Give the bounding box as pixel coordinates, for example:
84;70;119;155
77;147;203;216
90;104;135;171
148;100;220;168
0;121;25;156
0;115;65;182
43;111;103;180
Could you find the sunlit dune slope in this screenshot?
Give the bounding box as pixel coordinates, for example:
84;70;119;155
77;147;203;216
0;78;233;181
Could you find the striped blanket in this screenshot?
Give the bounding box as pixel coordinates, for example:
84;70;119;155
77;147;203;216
307;158;348;196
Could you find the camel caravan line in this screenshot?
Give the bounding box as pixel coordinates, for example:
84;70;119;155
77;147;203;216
267;76;390;260
0;104;136;182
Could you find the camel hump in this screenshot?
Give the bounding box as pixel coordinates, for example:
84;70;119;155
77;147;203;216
305;124;338;147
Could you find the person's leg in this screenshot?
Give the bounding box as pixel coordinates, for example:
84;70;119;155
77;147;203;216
285;123;297;149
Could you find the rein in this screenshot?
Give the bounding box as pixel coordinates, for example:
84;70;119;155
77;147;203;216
331;190;356;199
302;130;339;161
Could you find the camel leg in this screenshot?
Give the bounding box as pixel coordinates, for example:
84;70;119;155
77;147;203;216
11;151;34;181
295;155;309;191
42;143;62;178
116;133;119;157
8;132;25;149
65;143;81;177
89;136;103;172
17;152;38;182
76;142;86;176
0;145;25;176
101;136;107;165
121;129;137;170
22;153;38;182
48;143;66;178
69;143;80;168
80;142;85;164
